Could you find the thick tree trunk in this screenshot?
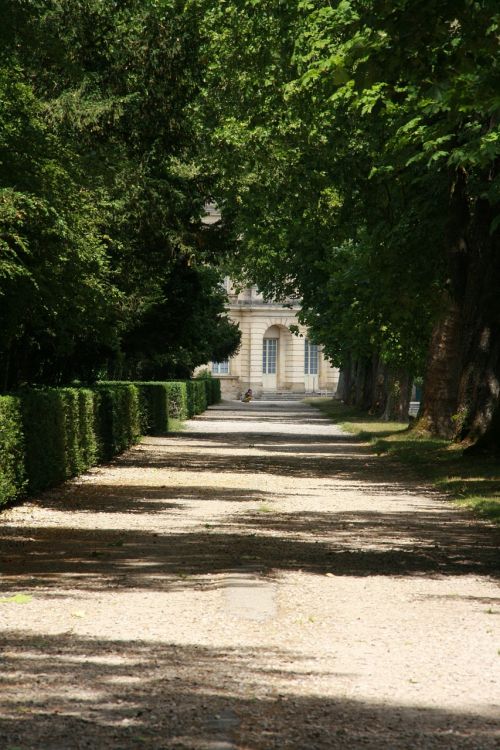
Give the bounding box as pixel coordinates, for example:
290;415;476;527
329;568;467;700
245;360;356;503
455;195;500;452
369;357;388;416
337;354;375;409
382;369;412;422
421;163;500;449
351;355;380;411
419;168;470;437
418;296;463;437
340;355;411;422
337;353;353;403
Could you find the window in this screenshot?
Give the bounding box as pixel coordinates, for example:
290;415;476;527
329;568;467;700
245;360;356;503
304;339;318;375
212;359;229;375
263;338;277;374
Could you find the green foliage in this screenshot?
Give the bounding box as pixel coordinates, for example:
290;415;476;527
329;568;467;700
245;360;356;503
93;384;141;461
206;377;221;405
20;387;98;493
0;377;215;508
197;0;500;381
0;396;26;507
186;380;208;418
117;263;240;381
195;372;222;405
165;382;189;420
0;0;239;391
136;383;170;436
77;389;99;470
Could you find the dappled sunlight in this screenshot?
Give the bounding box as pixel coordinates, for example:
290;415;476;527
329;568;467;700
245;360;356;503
1;631;499;749
1;401;498;749
0;631;498;749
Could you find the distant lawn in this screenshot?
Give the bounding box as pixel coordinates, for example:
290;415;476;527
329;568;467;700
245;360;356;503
168;418;187;432
308;398;500;525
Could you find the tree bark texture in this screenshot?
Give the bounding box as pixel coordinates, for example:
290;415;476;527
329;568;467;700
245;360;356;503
421;164;500;449
420;168;469;438
455;194;500;452
382;369;412;422
419;296;462;438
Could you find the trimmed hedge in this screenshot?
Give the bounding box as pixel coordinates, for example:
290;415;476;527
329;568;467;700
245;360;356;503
164;381;188;420
0;396;26;507
205;377;221;405
136;382;170;435
20;387;99;494
186;380;207;418
93;383;141;460
0;377;219;509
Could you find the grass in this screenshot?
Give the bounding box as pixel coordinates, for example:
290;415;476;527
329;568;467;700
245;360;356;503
309;398;500;525
168;418;186;432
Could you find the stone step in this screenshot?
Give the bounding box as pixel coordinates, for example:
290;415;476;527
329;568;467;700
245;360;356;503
259;392;314;401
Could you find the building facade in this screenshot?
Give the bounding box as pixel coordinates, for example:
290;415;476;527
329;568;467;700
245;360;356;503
208;280;339;399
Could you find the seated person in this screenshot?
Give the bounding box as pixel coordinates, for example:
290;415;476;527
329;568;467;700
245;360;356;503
242;388;253;402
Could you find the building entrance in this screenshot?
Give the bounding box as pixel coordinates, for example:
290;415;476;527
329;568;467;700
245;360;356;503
304;339;319;392
262;336;278;391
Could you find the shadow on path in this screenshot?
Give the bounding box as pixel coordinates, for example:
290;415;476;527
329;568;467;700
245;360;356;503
1;506;498;597
1;402;499;748
1;630;498;750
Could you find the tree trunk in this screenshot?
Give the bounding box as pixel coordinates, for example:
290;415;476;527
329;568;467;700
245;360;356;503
455;194;500;452
351;355;379;411
370;358;390;417
337;353;353;402
383;369;412;422
421;162;500;449
418;296;463;437
419;168;469;437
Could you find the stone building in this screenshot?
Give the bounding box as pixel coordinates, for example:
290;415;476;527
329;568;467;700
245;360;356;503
209;280;339;399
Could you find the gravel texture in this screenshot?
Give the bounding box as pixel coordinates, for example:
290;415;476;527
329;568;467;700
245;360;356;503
0;399;499;749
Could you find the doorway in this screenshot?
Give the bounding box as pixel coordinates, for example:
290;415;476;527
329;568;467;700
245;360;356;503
262;336;278;391
304;339;319;392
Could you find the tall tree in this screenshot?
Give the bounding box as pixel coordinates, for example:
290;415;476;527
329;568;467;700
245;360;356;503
0;0;239;389
196;0;500;441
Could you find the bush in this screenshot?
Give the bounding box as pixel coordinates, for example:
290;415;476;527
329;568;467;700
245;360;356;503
0;377;213;509
207;377;221;405
135;382;170;435
194;373;221;406
165;381;188;420
186;379;207;417
20;387;98;494
99;381;170;436
78;389;99;470
93;383;141;460
0;396;26;507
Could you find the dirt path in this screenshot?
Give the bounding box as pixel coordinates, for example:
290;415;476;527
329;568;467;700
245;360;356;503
1;400;499;749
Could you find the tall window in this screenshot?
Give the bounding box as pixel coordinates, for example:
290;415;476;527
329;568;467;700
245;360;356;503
304;339;318;375
263;338;277;374
212;359;229;375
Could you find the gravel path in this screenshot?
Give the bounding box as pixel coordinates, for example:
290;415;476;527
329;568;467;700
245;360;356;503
1;399;499;749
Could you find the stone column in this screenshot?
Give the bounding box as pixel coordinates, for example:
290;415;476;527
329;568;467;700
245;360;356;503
288;330;306;392
249;320;264;394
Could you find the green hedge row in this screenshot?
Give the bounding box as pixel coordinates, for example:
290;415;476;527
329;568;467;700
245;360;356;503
0;396;26;505
0;377;221;508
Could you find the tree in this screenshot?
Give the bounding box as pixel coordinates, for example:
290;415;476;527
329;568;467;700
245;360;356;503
196;0;500;440
0;0;239;390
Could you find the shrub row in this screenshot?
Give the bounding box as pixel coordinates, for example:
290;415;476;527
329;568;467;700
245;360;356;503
0;377;221;508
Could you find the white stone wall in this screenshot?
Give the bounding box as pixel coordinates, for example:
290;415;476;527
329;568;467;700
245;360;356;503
205;285;339;399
